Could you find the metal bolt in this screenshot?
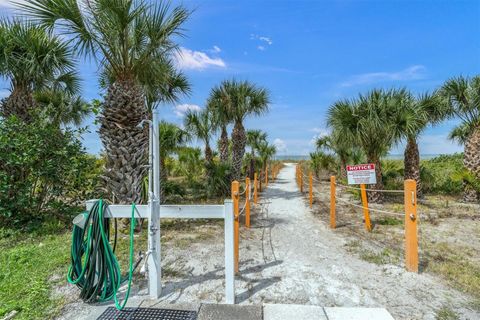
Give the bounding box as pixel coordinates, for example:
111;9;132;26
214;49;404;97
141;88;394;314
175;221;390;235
409;213;416;221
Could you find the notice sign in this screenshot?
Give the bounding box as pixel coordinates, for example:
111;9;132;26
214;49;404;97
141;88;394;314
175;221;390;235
346;164;377;185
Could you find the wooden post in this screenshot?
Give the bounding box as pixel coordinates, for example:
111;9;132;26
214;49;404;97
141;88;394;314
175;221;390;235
245;177;251;228
231;181;239;273
299;167;303;193
404;179;418;272
254;172;258;204
309;172;313;208
360;184;372;232
330;176;336;229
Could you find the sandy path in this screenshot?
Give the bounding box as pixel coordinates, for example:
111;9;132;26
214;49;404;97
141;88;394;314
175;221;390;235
235;163;478;319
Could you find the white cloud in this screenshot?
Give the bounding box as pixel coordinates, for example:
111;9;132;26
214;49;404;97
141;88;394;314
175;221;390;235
175;47;226;70
173;104;201;117
341;65;427;87
273;138;287;153
251;34;273;51
259;36;273;45
250;34;273;45
211;45;221;53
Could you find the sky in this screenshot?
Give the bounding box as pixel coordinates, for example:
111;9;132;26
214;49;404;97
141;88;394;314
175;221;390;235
1;0;479;156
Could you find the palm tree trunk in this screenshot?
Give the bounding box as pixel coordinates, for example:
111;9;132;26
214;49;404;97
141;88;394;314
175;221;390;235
366;155;384;203
1;85;35;122
219;125;229;163
249;150;255;180
404;136;422;197
205;141;213;165
339;157;347;179
463;126;480;202
99;79;148;207
231;121;246;181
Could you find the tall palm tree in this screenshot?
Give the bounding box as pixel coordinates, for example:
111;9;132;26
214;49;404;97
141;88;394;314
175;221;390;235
327;89;407;202
208;82;233;163
20;0;190;204
219;80;270;181
246;129;267;179
439;76;480;202
184;109;215;170
159;121;190;202
0;20;79;122
397;91;447;197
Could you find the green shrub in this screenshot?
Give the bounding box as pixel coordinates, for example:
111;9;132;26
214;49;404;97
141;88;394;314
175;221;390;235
421;154;464;195
0;117;100;226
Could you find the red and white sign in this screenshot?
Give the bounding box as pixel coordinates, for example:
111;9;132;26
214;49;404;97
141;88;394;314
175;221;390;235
346;164;377;185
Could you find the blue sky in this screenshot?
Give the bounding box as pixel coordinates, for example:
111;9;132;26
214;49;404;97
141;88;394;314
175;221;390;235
1;0;479;156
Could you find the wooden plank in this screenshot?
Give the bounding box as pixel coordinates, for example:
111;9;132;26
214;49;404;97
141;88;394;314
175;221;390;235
85;200;225;219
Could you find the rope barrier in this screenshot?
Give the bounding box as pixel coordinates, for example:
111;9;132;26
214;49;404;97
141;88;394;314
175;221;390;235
335;183;404;194
335;197;405;217
238;201;248;216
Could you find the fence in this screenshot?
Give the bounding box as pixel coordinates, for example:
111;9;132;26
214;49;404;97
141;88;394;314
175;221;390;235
230;163;281;273
296;164;418;273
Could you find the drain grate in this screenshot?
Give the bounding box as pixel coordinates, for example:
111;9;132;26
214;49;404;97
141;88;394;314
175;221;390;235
97;307;197;320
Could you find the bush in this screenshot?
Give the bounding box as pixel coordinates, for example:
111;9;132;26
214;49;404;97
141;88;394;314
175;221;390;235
421;154;464;195
0;116;99;226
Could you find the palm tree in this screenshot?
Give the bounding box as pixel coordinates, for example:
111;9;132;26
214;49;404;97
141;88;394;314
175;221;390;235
34;89;90;127
208;82;233;163
177;147;203;184
246;129;267;179
184;109;215;170
219;80;270;181
159;121;190;202
439;76;480;202
327;90;407;202
396;90;447;197
0;21;79;122
309;151;336;178
258;141;276;181
315;132;358;179
21;0;190;204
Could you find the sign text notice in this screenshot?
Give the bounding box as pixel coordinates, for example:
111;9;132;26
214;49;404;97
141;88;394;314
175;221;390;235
346;164;377;185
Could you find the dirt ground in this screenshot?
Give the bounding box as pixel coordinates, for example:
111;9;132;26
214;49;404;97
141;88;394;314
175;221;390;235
57;163;479;320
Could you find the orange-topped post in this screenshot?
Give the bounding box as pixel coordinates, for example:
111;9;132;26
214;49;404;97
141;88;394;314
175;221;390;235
404;179;418;272
330;176;336;229
360;184;372;232
231;181;240;273
253;172;258;204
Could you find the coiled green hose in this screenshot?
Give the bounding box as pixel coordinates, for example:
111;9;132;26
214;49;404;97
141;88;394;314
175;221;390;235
67;199;136;310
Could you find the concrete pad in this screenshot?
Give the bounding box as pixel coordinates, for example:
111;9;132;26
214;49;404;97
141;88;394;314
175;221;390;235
324;307;395;320
263;304;327;320
197;304;262;320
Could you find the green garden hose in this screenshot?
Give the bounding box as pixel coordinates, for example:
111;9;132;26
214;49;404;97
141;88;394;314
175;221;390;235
67;199;136;310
